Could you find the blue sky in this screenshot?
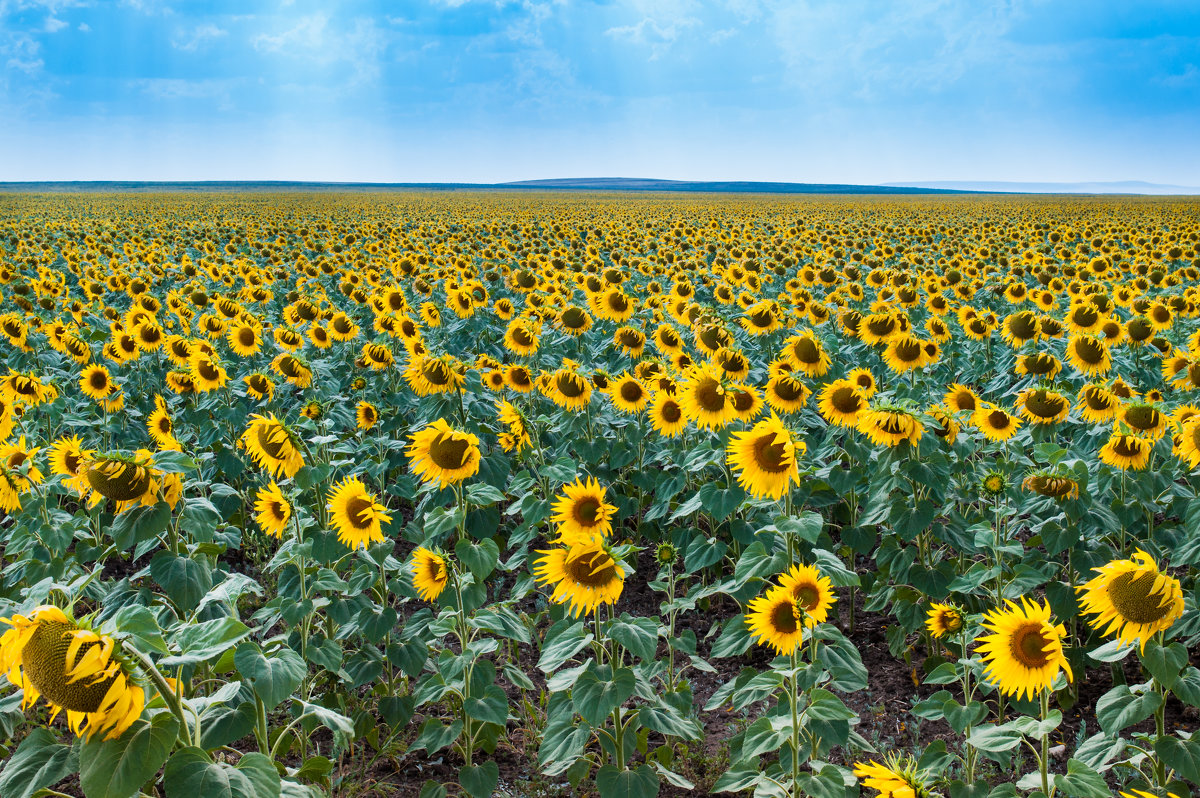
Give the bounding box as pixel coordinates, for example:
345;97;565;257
1;0;1198;183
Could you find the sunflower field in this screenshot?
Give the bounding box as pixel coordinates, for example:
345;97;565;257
0;191;1199;798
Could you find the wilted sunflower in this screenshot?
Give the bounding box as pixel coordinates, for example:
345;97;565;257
411;547;450;601
977;598;1072;700
858;404;924;448
745;585;805;656
83;452;157;511
0;605;145;740
1017;387;1069;425
725;414;804;500
327;476;392;550
1014;352;1063;379
551;476;616;545
973;404;1023;442
355;401;379;431
1077;550;1184;652
1099;432;1153;470
1022;469;1080;500
927;404;959;445
406;418;482;488
853;756;935;798
533;536;625;617
242;414;304;479
496;400;531;453
254;481;292;539
649;391;687;437
925;602;964;639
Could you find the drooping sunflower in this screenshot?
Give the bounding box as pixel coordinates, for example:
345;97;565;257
1077;551;1184;651
882;334;929;374
780;330;830;377
83;451;159;511
745;585;805;656
1065;334;1112;376
0;605;146;741
853;757;934;798
857;404;924;448
925;602;964;639
355;401;379;431
1098;432;1153;470
1022;469;1080;501
977;598;1072;701
725;414;804;500
1014;352;1063;379
1017;387;1069;425
1076;383;1120;424
241;414;304;479
406;418;482;488
763;373;810;414
411;547;450;601
533;536;625;617
649;391;687;437
973;404;1023;442
1120;402;1167;440
551;477;616;545
327;476;392;550
778;563;836;626
927;404;960;445
254;481;292;539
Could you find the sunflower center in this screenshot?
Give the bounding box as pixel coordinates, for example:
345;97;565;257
574;498;601;525
7;452;26;469
1025;392;1065;419
562;307;587;328
731;389;755;412
89;371;109;391
1112;436;1145;458
987;410;1012;430
344;496;375;529
660;400;682;423
619;381;644;403
87;460;152;501
429;434;470;470
197;360;220;381
1124;406;1160;431
751;433;790;474
21;622;116;713
791;338;819;364
1074;338;1105;363
257;424;291;460
1009;622;1051;669
792;584;819;612
894;339;922;362
770;600;799;634
564;549;618;588
556;374;585;398
1107;570;1173;624
694;378;726;412
772;378;804;402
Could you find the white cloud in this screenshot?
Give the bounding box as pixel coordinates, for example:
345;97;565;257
44;17;68;32
253;14;388;83
606;15;700;59
130;77;241;110
77;22;89;31
709;27;736;43
172;22;227;51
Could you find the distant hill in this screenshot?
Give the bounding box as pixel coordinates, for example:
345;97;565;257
884;180;1200;195
0;178;971;195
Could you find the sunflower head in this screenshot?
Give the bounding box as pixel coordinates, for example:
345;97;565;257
980;469;1007;496
411;547;450;602
853;754;935;798
533;536;625;617
977;598;1072;700
1078;550;1184;652
926;602;964;639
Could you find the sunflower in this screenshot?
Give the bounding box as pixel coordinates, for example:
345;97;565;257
145;395;180;451
927;404;960;445
608;373;649;414
49;435;92;495
613;326;646;359
778;563;836;626
1065;334;1111;376
327;476;392;550
882;334;928;374
272;353;314;389
848;367;878;397
745;585;805;656
1017;387;1069;425
764;373;810;414
496;400;531;453
780;331;830;377
551;477;616;545
227;322;262;357
0;605;146;740
1000;310;1040;347
243;372;274;401
818;379;867;427
649;391;687;437
503;319;540;356
725;414;804;500
1077;383;1120;423
1022;469;1080;500
411;547;450;601
925;602;964;639
406;418;482;488
1120;402;1167;440
1077;551;1184;651
853;757;934;798
356;401;379;431
505;364;535;393
79;364;115;401
1099;432;1153;470
533;537;625;617
973;404;1023;442
977;598;1072;700
254;481;292;539
858;405;924;448
406;354;465;397
546;367;592;412
189;352;229;392
241;414;305;479
82;452;158;511
1014;352;1063;379
678;365;734;430
1177;417;1200;469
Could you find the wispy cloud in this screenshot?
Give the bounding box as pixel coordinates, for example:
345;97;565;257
253;14;388;83
172;22;226;51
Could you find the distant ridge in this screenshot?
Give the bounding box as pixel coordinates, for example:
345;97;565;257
885;180;1200;195
0;178;972;195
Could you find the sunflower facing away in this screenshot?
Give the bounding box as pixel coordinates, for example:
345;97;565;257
551;476;617;545
254;481;292;539
853;756;934;798
406;418;482;489
1077;550;1184;652
725;414;804;500
533;536;625;617
0;605;145;740
411;547;450;602
327;476;392;550
241;414;305;479
977;598;1072;700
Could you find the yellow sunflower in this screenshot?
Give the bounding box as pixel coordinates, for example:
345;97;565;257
49;435;92;495
925;602;964;639
411;547;450;601
678;365;734;430
780;330;830;377
745;585;805;656
1017;387;1069;425
146;395;181;451
1077;383;1120;424
857;405;924;448
79;364;115;401
1077;551;1184;652
818;379;867;428
533;537;625;617
608;373;649;414
241;414;305;479
763;373;810;414
853;757;933;798
1065;334;1112;376
327;476;392;550
356;401;379;431
254;481;292;539
973;404;1023;442
649;391;687;437
778;563;836;626
977;598;1072;701
551;477;616;545
725;414;804;500
406;418;482;488
0;605;146;740
1099;432;1153;470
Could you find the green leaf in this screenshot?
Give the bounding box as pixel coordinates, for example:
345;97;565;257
1095;685;1161;735
607;614;659;661
739;716;792;759
418;782;448;798
596;764;659;798
966;722;1023;753
455;538;500;581
296;701;356;738
181;497;222;542
234;644;306;711
469;607;530;645
110;502;172;551
150;550;213;614
465;483;506;506
573;666;636;726
161;617;252;667
1156;736;1200;784
463;685;509;725
1173;667;1200;708
0;728;77;798
538;621;593;673
1143;640;1189;690
79;713;178;798
459;761;499;798
698;482;745;522
409;718;462;755
1053;759;1108;798
163;748;281;798
106;605;169;655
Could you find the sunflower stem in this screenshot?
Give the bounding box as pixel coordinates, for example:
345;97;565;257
126;646;193;749
1038;689;1050;797
789;648;801;798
